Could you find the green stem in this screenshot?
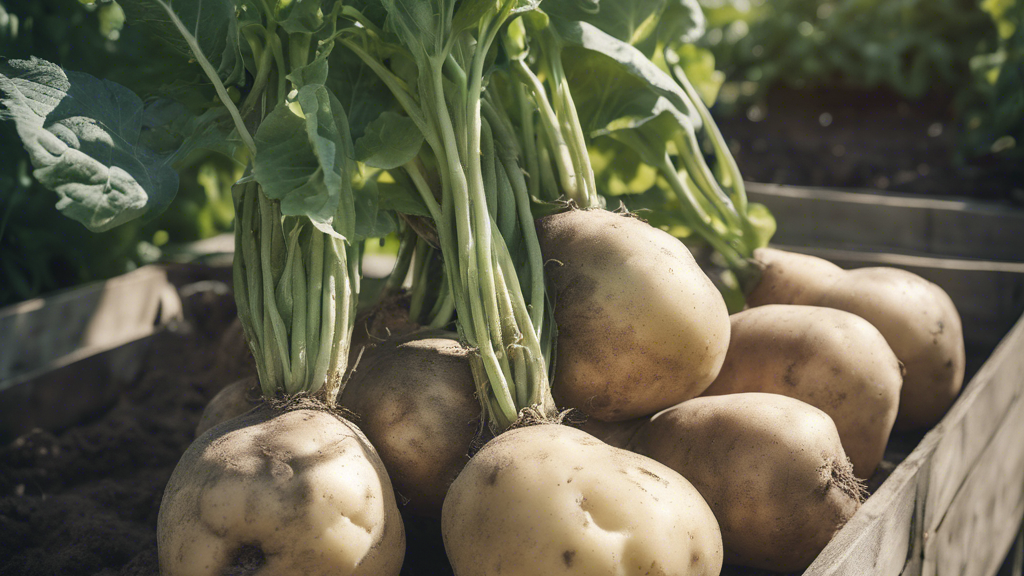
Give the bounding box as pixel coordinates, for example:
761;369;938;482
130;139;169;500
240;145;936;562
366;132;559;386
383;226;417;296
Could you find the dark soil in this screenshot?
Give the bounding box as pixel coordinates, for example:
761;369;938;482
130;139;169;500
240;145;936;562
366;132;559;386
0;275;454;576
715;86;1024;202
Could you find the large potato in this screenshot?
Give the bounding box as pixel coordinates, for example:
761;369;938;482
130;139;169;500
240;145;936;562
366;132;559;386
746;248;965;430
341;330;482;517
630;393;862;572
159;405;405;576
442;424;723;576
537;209;731;421
701;305;902;477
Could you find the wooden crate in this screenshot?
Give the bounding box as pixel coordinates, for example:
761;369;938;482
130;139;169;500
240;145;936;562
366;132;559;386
0;266;183;442
747;184;1024;576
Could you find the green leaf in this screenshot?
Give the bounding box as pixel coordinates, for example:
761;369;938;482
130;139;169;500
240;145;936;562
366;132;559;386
378;179;432;217
353;178;396;238
544;0;666;46
355;111;424;169
553;20;701;130
118;0;244;86
0;57;180;231
326;45;398;141
139;99;242;163
277;0;326;34
657;0;705;46
381;0;451;60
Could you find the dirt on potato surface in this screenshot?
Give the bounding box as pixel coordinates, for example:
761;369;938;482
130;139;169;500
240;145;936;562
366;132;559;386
0;280;454;576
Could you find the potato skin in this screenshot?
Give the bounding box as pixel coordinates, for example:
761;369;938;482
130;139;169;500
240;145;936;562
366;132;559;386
630;394;862;572
537;209;731;421
341;331;482;517
194;376;259;438
442;424;723;576
701;305;902;477
158;405;405;576
747;248;966;430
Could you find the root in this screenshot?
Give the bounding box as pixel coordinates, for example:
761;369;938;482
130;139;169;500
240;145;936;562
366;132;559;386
506;406;584;431
822;454;869;503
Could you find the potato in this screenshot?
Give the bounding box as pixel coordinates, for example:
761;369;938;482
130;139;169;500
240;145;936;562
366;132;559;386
194;376;259;438
341;330;483;517
158;404;405;576
630;393;862;572
442;424;723;576
746;248;966;430
537;208;731;421
701;305;902;477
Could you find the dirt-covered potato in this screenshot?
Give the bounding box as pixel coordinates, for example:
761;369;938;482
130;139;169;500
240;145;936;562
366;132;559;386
537;209;731;421
630;393;863;572
701;305;903;477
442;424;723;576
746;248;965;430
194;376;260;438
158;404;405;576
341;330;482;517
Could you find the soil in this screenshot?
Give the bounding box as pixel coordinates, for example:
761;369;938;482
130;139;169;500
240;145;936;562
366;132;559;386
715;86;1024;203
0;274;455;576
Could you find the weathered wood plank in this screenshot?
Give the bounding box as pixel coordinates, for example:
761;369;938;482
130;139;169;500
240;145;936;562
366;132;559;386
923;318;1024;545
923;391;1024;576
0;266;181;384
748;183;1024;262
803;314;1024;576
803;440;930;575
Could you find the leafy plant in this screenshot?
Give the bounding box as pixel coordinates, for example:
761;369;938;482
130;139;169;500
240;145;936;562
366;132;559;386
699;0;999;106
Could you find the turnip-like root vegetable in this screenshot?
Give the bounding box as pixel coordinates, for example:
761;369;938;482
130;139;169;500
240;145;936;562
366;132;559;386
194;376;260;438
442;424;723;576
701;305;902;477
159;403;405;576
630;393;863;572
746;248;965;430
340;331;483;517
537;209;731;421
347;294;418;377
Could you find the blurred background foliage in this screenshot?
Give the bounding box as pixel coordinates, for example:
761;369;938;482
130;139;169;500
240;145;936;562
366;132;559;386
0;0;239;307
0;0;1022;306
696;0;1022;163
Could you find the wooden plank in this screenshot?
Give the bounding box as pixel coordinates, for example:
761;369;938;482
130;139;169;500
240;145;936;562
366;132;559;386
0;266;181;384
748;182;1024;262
923;391;1024;576
804;315;1024;576
922;318;1024;546
803;440;931;575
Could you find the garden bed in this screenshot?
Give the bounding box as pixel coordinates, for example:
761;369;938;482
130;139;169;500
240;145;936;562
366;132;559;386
715;87;1024;204
0;250;1021;575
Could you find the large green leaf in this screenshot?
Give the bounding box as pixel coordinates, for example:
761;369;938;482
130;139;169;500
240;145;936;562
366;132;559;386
381;0;451;60
252;52;384;240
355;111;424;168
552;20;701;130
0;57;179;232
326;45;399;142
543;0;665;45
118;0;244;85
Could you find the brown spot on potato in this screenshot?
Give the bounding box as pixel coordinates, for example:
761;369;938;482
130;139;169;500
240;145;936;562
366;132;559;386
227;544;266;575
563;550;576;567
783;363;799;387
690;552;701;566
487;466;500;486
